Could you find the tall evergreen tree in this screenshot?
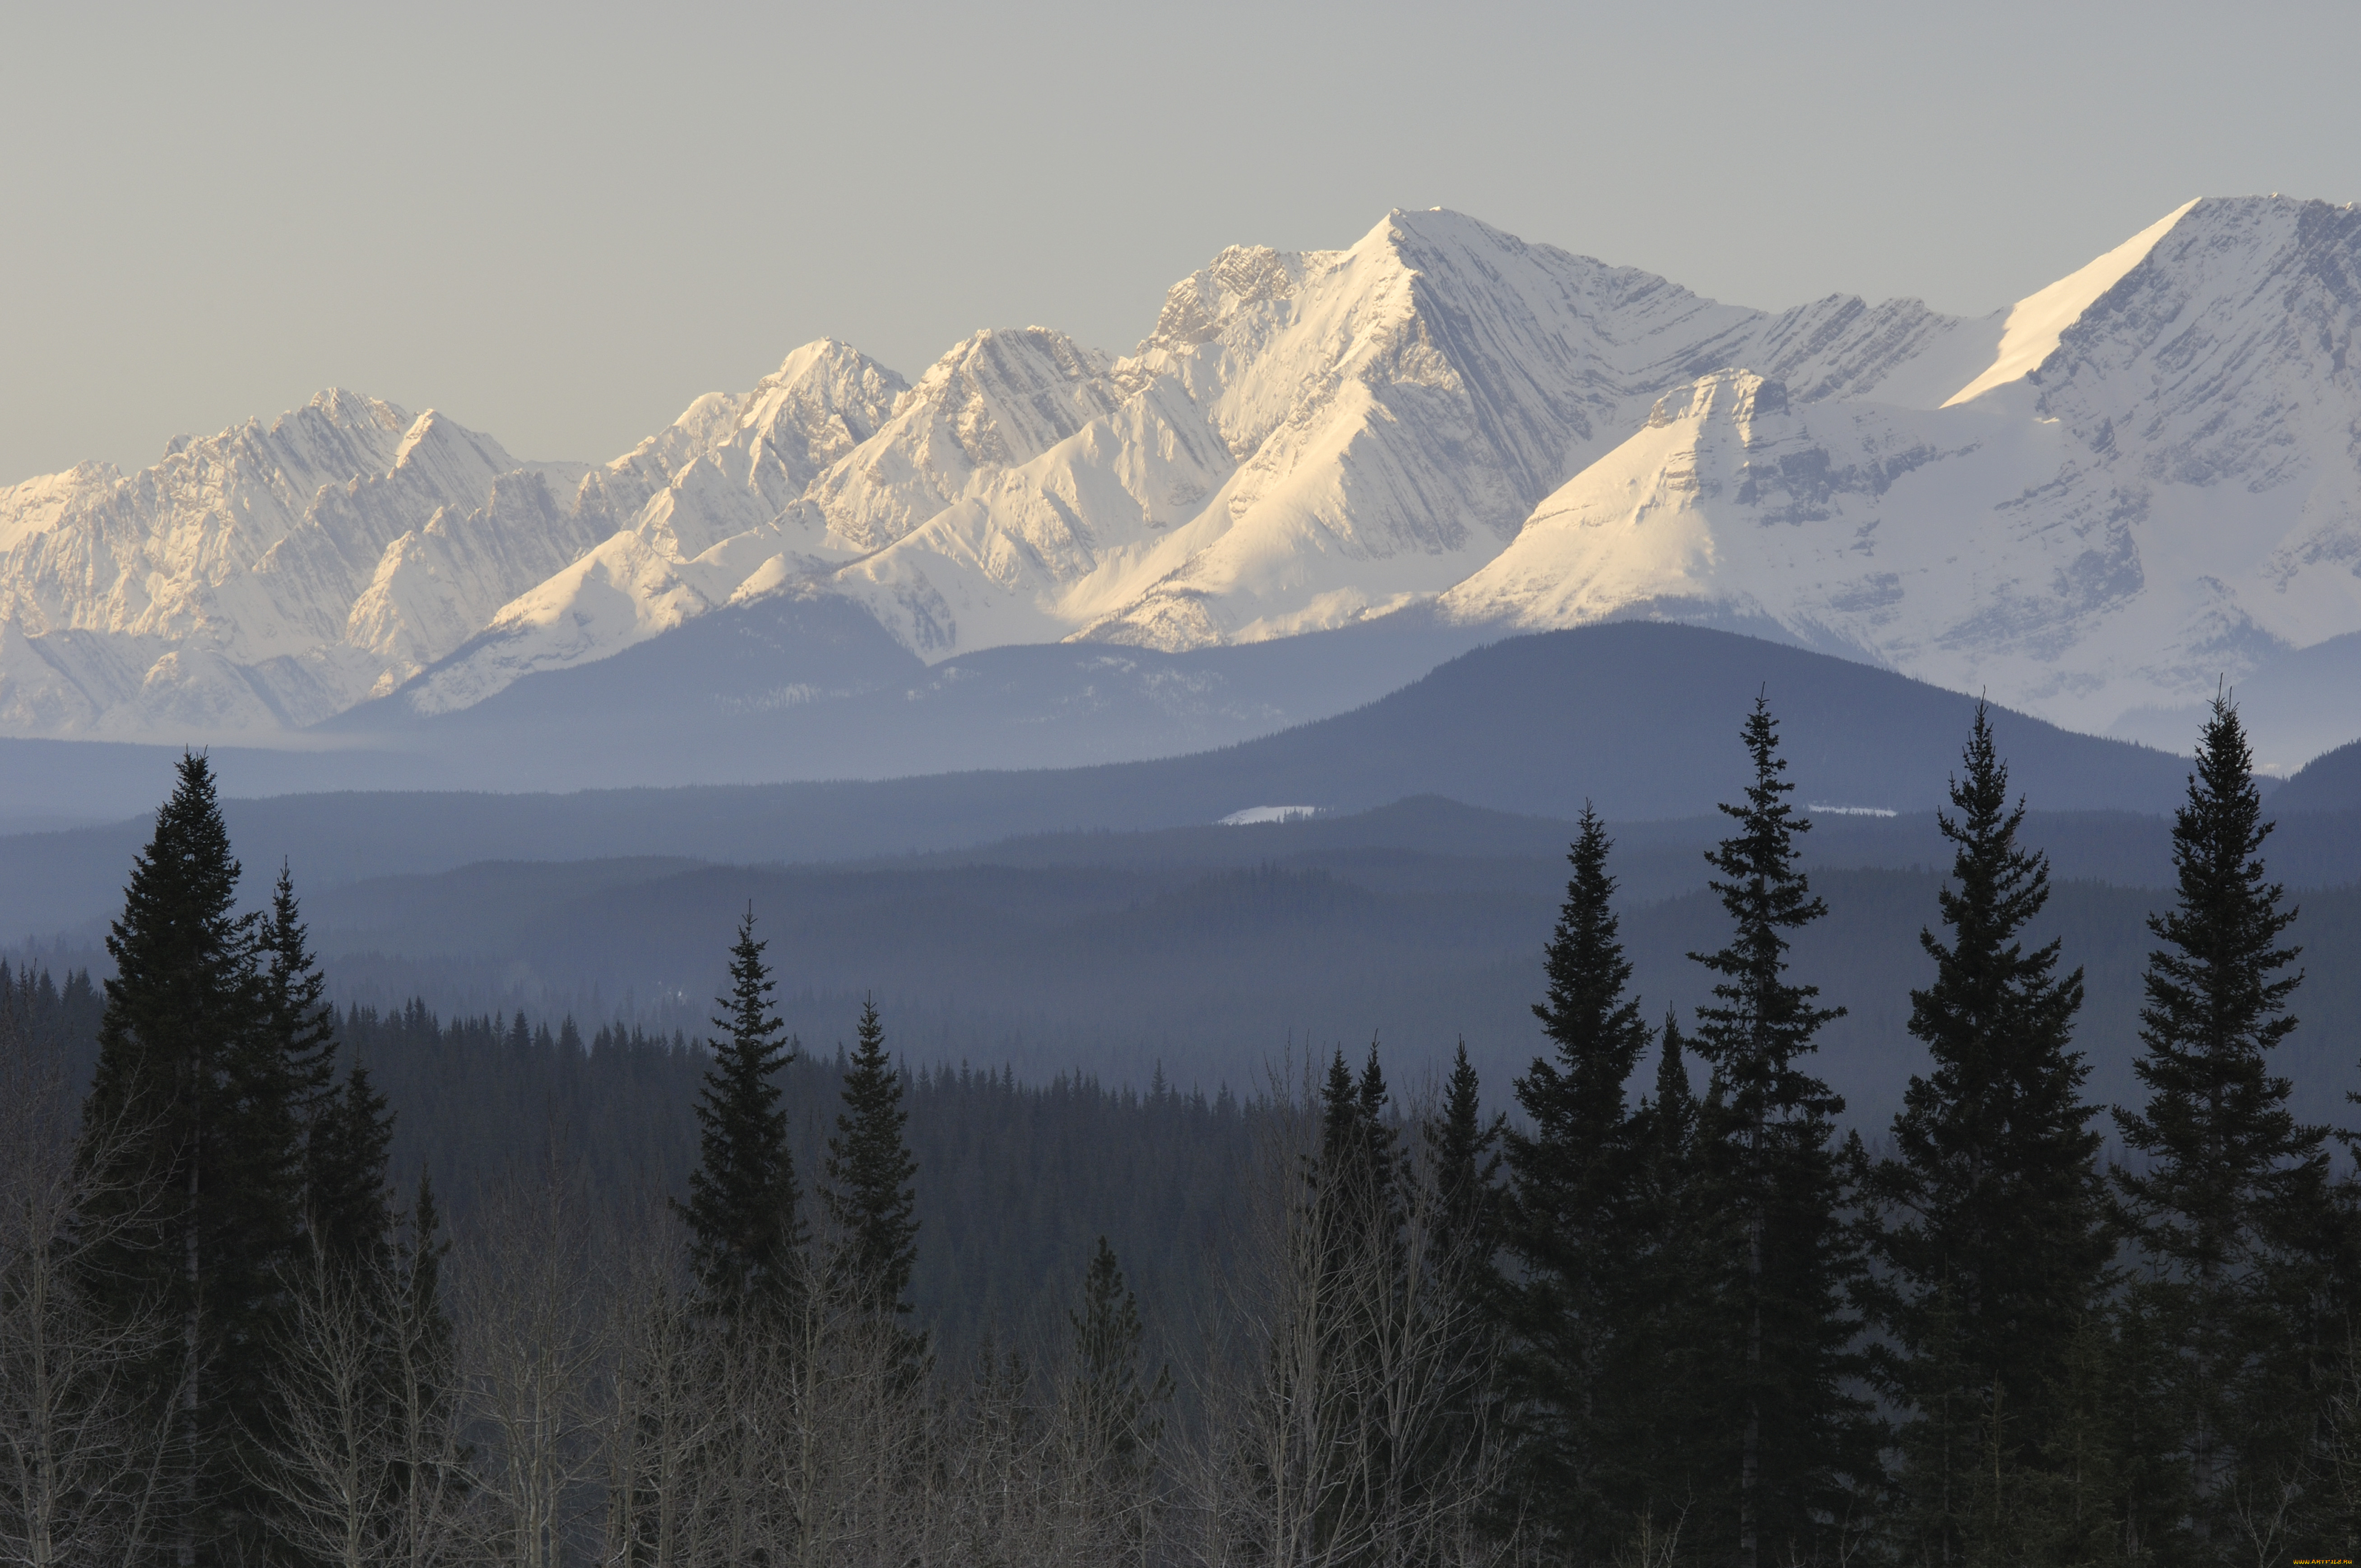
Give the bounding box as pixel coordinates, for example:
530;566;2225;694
1426;1041;1504;1286
677;909;804;1315
263;862;398;1278
306;1063;396;1276
2113;694;2342;1549
824;998;920;1332
73;753;312;1566
1643;1010;1697;1190
1620;1010;1719;1543
260;865;339;1131
1299;1042;1415;1555
1501;806;1655;1564
1421;1044;1510;1540
1686;697;1875;1568
1066;1237;1173;1488
1864;703;2111;1565
1316;1041;1405;1252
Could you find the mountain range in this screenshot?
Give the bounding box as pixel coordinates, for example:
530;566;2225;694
6;196;2359;771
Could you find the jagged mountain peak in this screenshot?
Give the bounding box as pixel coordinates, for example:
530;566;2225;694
304;384;410;423
1373;204;1555;264
1434;362;1956;647
796;326;1122;555
0;384;601;737
16;199;2361;767
895;325;1115;454
1944;197;2199;407
387;408;532;482
1433;191;2361;752
1148;245;1313;348
0;461;123;552
765;335;897;385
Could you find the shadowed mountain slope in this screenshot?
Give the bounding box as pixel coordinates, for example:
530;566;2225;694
0;623;2195;937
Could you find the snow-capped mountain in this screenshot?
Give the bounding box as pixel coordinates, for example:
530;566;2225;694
1437;197;2361;745
393;341;902;715
403;209;2005;709
0;343;902;734
0;392;599;735
6;195;2359;764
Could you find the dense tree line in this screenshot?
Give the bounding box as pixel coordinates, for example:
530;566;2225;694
287;999;1256;1364
8;689;2361;1565
1494;695;2361;1567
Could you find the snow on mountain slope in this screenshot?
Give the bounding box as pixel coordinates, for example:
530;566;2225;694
1058;212;1760;649
818;209;1983;657
1944;199;2198;406
0;344;904;735
0;210;2043;740
437;209;2007;682
386;341;905;714
820;209;2076;660
0;392;572;734
800;328;1119;552
1440;196;2361;748
399;213;1807;690
1437;370;2041;656
15;196;2361;763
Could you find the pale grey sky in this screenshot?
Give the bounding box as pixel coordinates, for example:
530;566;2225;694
3;0;2354;484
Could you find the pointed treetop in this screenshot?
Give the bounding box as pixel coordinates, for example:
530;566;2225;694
1688;692;1845;1120
2116;691;2318;1271
679;904;803;1314
1523;802;1649;1146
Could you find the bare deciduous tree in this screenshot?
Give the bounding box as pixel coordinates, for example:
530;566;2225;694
247;1250;400;1568
599;1209;714;1568
0;1009;177;1568
1175;1063;1517;1568
245;1225;470;1568
455;1150;609;1568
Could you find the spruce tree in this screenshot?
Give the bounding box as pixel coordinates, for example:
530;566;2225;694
391;1171;465;1562
262;861;398;1277
2113;694;2341;1547
1426;1041;1504;1281
824;997;920;1334
677;908;804;1315
306;1063;396;1276
1644;1010;1697;1189
1501;806;1655;1564
261;863;339;1132
1317;1041;1405;1247
1067;1237;1173;1487
1865;703;2111;1563
73;752;312;1565
1620;1010;1718;1541
1301;1042;1414;1554
1686;697;1874;1568
1422;1044;1508;1536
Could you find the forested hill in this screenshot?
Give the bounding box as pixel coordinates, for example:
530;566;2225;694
0;623;2201;938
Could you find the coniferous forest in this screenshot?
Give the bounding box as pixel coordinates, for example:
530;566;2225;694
7;696;2361;1568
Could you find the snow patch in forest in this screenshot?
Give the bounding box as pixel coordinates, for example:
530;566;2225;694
1219;805;1323;825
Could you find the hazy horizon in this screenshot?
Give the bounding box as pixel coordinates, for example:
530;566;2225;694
4;0;2356;485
